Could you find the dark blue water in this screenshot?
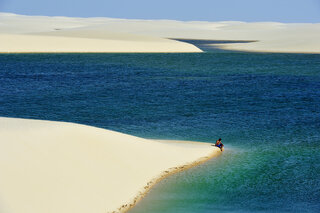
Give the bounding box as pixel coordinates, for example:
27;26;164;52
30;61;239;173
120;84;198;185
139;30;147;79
0;53;319;212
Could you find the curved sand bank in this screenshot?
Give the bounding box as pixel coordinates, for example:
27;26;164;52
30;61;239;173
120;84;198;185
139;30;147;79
0;117;220;213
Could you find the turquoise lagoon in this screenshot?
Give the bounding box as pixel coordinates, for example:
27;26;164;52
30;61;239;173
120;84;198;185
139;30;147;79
0;52;319;212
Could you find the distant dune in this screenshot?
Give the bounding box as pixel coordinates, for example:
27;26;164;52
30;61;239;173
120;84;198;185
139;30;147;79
0;117;220;213
1;13;319;53
0;13;201;53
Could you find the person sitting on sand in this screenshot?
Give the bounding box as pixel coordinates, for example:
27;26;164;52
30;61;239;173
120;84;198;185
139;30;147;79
215;138;224;151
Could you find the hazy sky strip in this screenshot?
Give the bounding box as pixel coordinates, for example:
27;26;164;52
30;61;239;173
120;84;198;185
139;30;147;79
1;0;320;23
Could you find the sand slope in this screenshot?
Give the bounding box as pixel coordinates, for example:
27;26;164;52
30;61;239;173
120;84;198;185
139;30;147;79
0;33;201;53
0;117;220;213
1;13;319;53
0;13;201;53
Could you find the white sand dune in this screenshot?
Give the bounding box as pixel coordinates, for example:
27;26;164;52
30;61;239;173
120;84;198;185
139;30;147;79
0;33;201;53
206;23;320;53
0;117;220;213
1;13;319;53
0;13;202;53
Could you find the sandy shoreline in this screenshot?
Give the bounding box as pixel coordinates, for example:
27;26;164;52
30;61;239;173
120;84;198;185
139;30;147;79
120;140;221;213
1;13;319;53
0;117;220;213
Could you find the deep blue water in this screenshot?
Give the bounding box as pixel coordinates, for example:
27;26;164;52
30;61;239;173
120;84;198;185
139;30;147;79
0;53;319;212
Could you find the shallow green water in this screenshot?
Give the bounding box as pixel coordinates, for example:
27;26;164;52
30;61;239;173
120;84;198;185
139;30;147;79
0;52;319;212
